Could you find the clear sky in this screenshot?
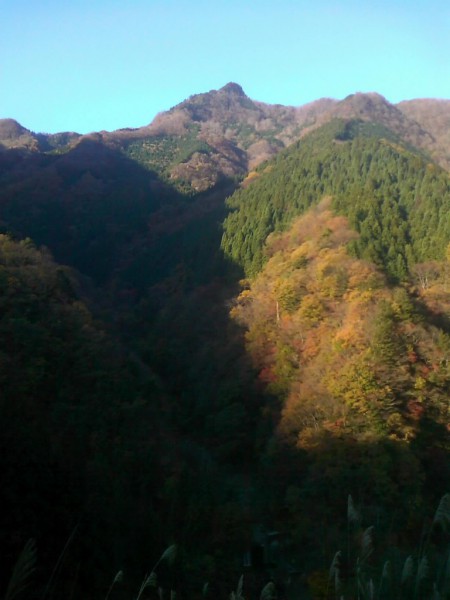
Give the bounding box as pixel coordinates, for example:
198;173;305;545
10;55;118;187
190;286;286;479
2;0;449;134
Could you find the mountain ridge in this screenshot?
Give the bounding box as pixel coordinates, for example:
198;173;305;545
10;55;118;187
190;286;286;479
2;84;449;191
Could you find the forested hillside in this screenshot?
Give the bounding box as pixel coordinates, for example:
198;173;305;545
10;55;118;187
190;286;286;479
0;235;263;599
0;139;185;282
221;117;450;597
222;119;450;278
1;87;449;600
231;201;449;498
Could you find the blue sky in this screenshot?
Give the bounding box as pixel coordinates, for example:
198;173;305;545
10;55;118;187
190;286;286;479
2;0;449;134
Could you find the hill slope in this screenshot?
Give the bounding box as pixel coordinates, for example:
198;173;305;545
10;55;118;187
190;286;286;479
222;118;450;279
397;98;450;169
224;119;450;580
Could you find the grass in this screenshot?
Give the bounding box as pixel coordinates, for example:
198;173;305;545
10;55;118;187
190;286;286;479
3;497;448;599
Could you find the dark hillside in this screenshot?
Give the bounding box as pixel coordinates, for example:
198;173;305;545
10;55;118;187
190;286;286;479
0;235;166;594
0;126;265;600
0;139;186;282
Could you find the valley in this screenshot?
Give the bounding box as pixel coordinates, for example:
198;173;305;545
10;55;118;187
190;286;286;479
1;84;449;600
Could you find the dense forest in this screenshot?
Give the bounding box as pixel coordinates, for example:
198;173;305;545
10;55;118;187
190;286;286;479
0;87;449;600
222;119;450;278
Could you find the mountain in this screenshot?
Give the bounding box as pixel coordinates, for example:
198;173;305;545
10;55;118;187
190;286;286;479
1;84;450;599
222;117;450;277
329;92;435;152
0;86;342;193
222;115;450;590
223;116;450;430
0;118;81;152
89;83;336;191
0;119;41;151
397;98;450;169
0;138;182;282
2;85;449;192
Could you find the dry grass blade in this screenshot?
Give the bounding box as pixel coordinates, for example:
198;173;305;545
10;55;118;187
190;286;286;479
136;572;157;600
230;575;244;600
4;538;37;600
356;557;366;596
401;555;414;586
159;544;177;566
433;494;450;532
136;574;149;600
367;578;375;600
328;550;342;597
334;569;341;596
202;582;209;597
236;574;244;599
417;555;429;582
105;570;124;600
329;550;342;581
113;571;124;584
347;494;359;526
431;582;442;600
260;581;277;600
442;549;450;597
414;555;429;598
139;543;176;600
378;560;391;598
381;560;391;581
42;522;79;600
361;526;374;562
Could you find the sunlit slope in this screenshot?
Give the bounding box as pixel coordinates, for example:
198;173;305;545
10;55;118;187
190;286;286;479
230;203;450;525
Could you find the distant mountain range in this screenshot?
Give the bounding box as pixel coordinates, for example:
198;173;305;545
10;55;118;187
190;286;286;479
2;84;449;192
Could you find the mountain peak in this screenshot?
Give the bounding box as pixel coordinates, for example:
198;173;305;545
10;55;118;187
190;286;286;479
339;92;391;110
0;118;31;140
219;82;246;97
329;92;405;124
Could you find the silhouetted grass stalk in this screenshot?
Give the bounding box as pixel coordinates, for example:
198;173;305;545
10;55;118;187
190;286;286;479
42;522;79;600
104;570;123;600
135;545;177;600
4;539;36;600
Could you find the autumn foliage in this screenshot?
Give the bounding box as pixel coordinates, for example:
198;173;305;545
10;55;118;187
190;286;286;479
231;202;450;532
